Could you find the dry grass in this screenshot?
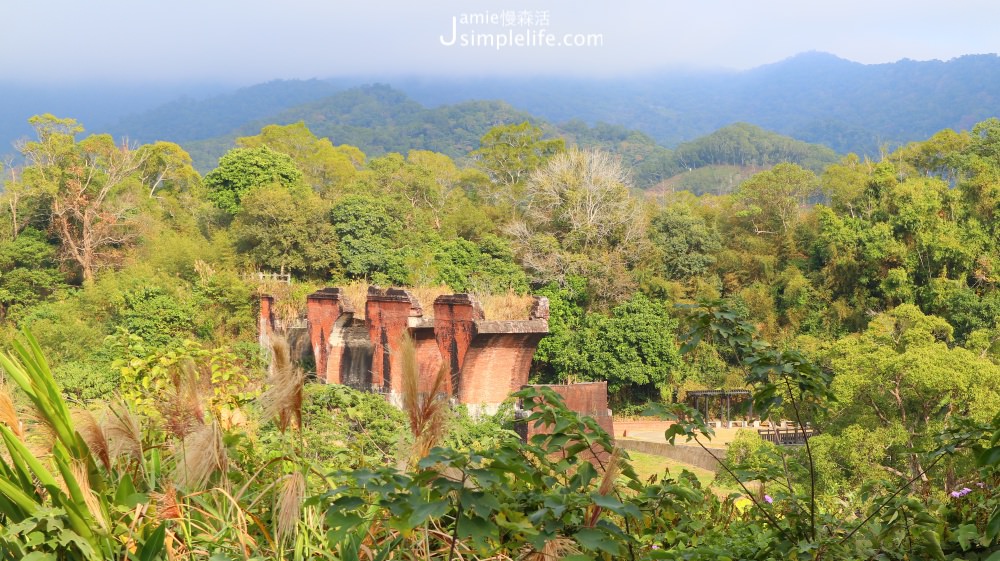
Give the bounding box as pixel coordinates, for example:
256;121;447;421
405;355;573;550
342;283;452;320
341;282;370;320
73;409;111;472
255;279;309;326
175;421;228;490
0;384;22;439
408;285;452;319
522;537;580;560
341;282;536;321
274;470;305;542
399;333;449;468
260;335;304;433
476;290;536;320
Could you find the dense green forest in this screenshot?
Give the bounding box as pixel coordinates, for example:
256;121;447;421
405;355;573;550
0;112;998;559
145;84;837;190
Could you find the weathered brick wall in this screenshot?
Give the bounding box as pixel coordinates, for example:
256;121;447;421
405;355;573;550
273;288;550;410
526;382;615;437
411;322;445;394
333;323;373;389
460;332;544;410
454;297;549;412
433;294;484;397
258;295;275;349
262;291;615;470
522;381;615;467
366;287;422;394
305;288;353;383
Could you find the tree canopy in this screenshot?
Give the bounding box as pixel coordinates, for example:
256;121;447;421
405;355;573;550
204;145;303;214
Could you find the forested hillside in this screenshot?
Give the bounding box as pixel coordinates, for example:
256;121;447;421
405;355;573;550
111;79;346;144
83;51;1000;160
177;85;541;172
152;85;835;190
7;52;996;173
402;52;1000;154
0;111;998;559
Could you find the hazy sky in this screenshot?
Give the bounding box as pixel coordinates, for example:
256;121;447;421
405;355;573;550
3;0;998;84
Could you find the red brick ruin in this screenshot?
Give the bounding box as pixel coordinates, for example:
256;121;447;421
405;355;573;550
522;382;616;466
258;287;614;442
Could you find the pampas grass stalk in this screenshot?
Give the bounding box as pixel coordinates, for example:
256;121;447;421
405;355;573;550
175;421;228;490
274;470;305;543
153;482;182;521
260;334;304;433
104;401;144;464
0;384;22;439
161;363;204;440
70;459;109;531
400;333;449;467
585;447;622;528
73;409;111;472
523;536;580;560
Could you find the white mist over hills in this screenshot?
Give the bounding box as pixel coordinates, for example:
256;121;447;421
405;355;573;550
2;51;1000;165
2;0;999;83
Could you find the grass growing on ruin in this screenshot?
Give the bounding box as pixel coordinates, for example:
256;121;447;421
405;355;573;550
409;285;454;318
334;282;537;321
477;290;536;320
340;281;370;319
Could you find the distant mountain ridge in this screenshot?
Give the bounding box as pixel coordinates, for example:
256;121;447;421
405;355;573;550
374;52;999;153
101;52;1000;159
172;85;836;192
723;52;1000;151
4;51;999;167
178;84;541;172
109;79;347;144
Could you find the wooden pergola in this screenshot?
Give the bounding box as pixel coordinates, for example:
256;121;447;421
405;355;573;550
685;389;752;427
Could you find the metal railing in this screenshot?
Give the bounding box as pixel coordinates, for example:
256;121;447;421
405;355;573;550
758;426;815;446
244;271;292;284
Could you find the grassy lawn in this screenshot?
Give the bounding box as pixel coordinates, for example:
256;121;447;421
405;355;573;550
623;450;735;492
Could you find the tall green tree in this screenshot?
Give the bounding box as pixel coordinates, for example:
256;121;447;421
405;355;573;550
472;122;564;207
16;115;146;282
431;236;528;294
204;145;302;214
135;141;202;198
231;185;337;277
650;205;722;281
329;195;407;284
825;304;1000;481
954;119;1000;232
735;162;817;237
236;122;362;195
539;291;681;403
0;228;66;321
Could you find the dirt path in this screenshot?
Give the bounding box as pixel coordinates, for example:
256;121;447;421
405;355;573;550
615;418;750;446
